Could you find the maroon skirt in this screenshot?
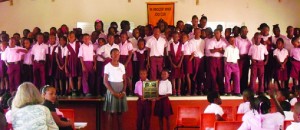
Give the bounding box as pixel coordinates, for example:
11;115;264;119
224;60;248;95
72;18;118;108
96;61;104;77
56;67;66;79
21;64;33;82
154;96;173;117
183;55;193;74
67;57;82;77
119;55;133;77
290;60;300;79
274;63;288;81
0;60;7;78
102;59;112;77
171;63;183;79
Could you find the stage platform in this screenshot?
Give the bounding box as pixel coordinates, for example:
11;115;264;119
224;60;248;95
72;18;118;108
58;96;244;130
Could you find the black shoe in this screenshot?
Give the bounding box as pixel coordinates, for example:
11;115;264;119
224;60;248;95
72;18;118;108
233;93;242;97
224;93;232;96
257;92;265;96
71;90;77;97
85;93;93;97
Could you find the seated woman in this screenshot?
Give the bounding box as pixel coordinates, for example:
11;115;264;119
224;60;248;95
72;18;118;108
238;90;285;130
11;82;58;130
41;85;73;130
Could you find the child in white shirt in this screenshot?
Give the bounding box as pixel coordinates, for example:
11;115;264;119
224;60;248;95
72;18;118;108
286;102;300;130
154;69;173;130
204;91;224;121
280;101;294;120
238;89;255;114
238;90;285;130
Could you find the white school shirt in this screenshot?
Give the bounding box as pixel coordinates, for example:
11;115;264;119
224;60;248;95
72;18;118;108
273;48;288;62
204;38;213;57
119;41;133;56
98;43;119;58
54;45;68;59
224;45;240;63
167;42;184;56
290;47;300;61
134;79;149;96
286;122;300;130
129;37;140;50
2;46;24;62
146;36;167;57
93;42;99;52
183;41;193;55
248;44;269;61
238;112;284;130
158;79;172;95
144;36;151;42
188;32;195;40
189;38;205;58
290;98;298;106
237;102;251;114
207;38;227;57
242;110;259;122
236;36;252;55
271;35;285;44
78;43;95;61
95;46;104;62
204;103;224;116
31;43;49;61
48;44;58;55
23;49;33;65
284;111;294;120
283;36;294;52
129;37;140;61
104;62;125;82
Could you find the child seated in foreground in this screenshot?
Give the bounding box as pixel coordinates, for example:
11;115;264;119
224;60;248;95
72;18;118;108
204;91;224;121
238;89;255;114
286;102;300;130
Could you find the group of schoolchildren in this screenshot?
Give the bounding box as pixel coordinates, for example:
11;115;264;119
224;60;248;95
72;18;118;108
0;15;300;98
0;14;300;129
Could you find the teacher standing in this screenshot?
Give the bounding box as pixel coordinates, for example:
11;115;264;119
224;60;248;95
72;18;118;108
103;48;128;130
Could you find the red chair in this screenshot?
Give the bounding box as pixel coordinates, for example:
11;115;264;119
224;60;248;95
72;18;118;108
283;120;292;130
214;121;242;130
270;105;277;112
201;114;216;130
174;106;201;130
60;109;75;130
235;114;244;121
221;106;234;121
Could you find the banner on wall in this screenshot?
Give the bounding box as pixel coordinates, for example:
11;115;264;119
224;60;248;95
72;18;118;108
147;2;174;26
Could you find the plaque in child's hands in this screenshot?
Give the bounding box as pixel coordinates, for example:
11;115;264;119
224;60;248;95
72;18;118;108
143;81;158;99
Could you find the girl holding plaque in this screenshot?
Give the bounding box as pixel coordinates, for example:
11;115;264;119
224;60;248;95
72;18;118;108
154;69;173;130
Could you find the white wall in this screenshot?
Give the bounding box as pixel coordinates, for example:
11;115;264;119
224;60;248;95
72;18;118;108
0;0;299;37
